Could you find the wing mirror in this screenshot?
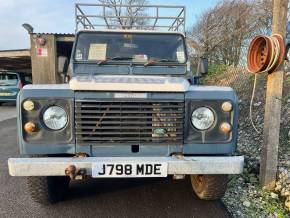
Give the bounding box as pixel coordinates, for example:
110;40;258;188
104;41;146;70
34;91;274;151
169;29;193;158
197;56;208;75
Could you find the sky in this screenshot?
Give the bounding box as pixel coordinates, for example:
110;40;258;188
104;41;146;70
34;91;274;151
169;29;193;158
0;0;219;50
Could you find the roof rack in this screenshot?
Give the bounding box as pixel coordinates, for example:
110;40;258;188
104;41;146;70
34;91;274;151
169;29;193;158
75;3;186;32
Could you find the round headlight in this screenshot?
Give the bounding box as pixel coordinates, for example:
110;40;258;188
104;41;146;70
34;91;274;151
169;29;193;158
191;107;215;130
43;106;68;130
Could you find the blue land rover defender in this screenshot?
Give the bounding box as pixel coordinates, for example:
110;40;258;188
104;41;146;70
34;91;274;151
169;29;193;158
8;4;244;204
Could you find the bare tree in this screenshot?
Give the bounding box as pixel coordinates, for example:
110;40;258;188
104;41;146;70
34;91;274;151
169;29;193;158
98;0;149;29
190;0;272;66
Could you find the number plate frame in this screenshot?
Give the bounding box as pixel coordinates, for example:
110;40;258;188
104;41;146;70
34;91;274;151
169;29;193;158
0;93;12;96
92;162;168;178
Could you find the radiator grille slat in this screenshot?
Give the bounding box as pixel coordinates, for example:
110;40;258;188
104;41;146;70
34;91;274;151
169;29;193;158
75;109;183;114
76;120;183;125
76;115;184;119
75;99;184;144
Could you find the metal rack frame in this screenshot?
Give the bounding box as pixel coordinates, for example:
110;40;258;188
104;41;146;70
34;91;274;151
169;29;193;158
75;3;186;32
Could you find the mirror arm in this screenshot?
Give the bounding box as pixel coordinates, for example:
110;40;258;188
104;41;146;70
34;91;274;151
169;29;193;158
189;75;203;85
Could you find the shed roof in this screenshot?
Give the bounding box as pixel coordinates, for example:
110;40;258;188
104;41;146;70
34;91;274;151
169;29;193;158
0;49;31;71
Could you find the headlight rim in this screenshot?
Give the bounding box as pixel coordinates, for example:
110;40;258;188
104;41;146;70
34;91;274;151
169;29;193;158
190;106;216;131
42;105;68;131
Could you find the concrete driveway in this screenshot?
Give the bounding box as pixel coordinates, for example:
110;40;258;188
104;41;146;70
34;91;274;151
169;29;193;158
0;103;17;122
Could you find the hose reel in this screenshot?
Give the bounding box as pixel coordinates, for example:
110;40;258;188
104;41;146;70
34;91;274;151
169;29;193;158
246;34;285;134
247;34;285;74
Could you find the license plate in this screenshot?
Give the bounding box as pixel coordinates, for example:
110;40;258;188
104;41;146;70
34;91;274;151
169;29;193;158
0;93;12;96
92;162;168;178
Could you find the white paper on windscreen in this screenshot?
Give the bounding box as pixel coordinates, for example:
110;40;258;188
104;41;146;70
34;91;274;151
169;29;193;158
176;51;185;63
88;44;107;60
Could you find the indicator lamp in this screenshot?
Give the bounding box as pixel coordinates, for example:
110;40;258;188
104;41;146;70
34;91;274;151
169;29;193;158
24;122;36;133
23;100;35;111
221;101;233;112
219;122;232;134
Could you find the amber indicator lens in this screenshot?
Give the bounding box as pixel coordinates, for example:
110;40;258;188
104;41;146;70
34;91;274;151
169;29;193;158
221;101;233;112
219;122;232;133
24;122;36;133
23;100;35;111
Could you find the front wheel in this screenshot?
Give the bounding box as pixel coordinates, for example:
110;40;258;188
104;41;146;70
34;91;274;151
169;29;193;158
27;176;70;205
190;174;228;200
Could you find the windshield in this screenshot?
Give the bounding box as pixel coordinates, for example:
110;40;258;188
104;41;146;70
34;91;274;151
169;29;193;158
74;32;187;64
0;73;19;86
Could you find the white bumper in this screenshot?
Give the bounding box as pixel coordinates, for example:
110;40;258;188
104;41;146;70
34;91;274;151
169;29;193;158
8;156;244;177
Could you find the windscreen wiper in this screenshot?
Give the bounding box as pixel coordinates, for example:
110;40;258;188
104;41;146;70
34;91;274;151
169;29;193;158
97;56;133;66
144;59;179;67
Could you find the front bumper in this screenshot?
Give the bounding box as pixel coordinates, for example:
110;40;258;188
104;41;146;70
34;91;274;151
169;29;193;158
8;156;244;177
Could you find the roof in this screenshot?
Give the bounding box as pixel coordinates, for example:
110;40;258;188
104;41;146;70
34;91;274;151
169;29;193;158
0;49;31;71
0;49;30;58
31;33;74;36
30;33;75;42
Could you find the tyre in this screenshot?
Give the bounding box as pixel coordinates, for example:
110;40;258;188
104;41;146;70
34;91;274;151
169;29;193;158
190;174;228;200
27;176;70;204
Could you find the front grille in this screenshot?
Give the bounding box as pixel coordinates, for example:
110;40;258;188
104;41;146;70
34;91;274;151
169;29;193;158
75;99;184;144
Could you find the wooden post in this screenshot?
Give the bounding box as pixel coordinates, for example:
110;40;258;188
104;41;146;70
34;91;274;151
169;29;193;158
259;0;288;189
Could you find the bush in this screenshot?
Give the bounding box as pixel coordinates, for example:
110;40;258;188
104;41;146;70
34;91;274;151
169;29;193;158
208;64;228;76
